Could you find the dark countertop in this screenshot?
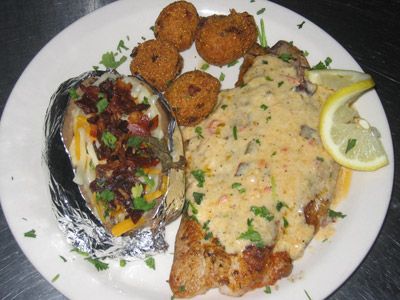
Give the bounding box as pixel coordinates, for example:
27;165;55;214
0;0;399;299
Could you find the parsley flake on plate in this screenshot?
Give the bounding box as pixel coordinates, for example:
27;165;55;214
85;257;109;271
24;229;36;238
145;257;156;270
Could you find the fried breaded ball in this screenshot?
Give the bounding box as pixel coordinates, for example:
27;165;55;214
195;10;258;66
155;1;200;52
165;70;221;126
130;39;183;92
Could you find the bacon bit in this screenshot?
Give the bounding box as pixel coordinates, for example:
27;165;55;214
127;123;149;136
115;79;133;97
219;195;228;203
281;147;288;152
148;115;159;131
308;139;316;146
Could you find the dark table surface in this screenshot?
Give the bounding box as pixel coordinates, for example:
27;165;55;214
1;0;399;299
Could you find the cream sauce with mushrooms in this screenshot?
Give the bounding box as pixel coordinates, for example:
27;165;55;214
183;55;339;259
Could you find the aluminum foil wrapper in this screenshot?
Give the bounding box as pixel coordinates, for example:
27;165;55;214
44;70;185;260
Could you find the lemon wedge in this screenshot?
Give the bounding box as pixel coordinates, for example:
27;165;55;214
306;70;388;171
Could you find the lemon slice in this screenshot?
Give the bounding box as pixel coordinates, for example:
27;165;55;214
307;70;388;171
305;69;372;90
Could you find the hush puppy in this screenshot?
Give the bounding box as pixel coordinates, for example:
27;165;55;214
155;1;200;52
130;39;183;92
195;10;258;66
165;70;221;126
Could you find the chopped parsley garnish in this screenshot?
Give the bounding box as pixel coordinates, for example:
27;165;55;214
283;217;289;228
238;218;264;247
145;257;156;270
117;40;129;52
266;115;272;123
99;52;127;69
312;57;333;70
68;88;79;100
193;192;205;205
120;259;127;267
271;151;277;157
345;138;357;153
328;209;346;219
262;60;269;65
297;21;306;29
232;182;246;193
96;189;115;203
227;60;239;67
276;201;288;212
204;232;213;240
92;65;99;71
250;0;255;3
96;98;108;114
303;50;309;57
278;81;284;87
265;76;273;81
150;26;155;32
264;286;272;294
101;131;117;149
141;36;146;40
59;255;67;262
191;169;205;187
278;53;293;63
202;220;210;231
85;257;109;271
24;229;36;238
325;57;333;67
127;136;143;148
142;96;149;105
132;196;156;212
258;18;267;47
71;247;89;256
51;274;60;283
255;138;261;145
221;104;228;110
304;289;312;300
188;201;198;215
251;205;274;221
316;156;324;162
195;126;204;138
257;8;266;15
232;125;238;140
219;72;225;81
260;104;268;110
200;63;209;70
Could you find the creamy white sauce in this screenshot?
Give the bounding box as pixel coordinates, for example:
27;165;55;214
183;55;339;259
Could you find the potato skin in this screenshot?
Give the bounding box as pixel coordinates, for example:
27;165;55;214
195;10;258;66
165;70;221;126
155;1;200;52
130;39;183;92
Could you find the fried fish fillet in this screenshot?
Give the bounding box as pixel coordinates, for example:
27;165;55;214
170;41;339;297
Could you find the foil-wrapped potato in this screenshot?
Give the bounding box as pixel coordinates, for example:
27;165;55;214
46;70;185;243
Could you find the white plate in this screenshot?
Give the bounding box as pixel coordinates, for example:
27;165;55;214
0;0;394;299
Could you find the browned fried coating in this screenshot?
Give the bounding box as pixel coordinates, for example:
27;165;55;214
195;10;258;66
169;217;293;298
164;70;220;126
155;1;200;52
130;39;183;92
